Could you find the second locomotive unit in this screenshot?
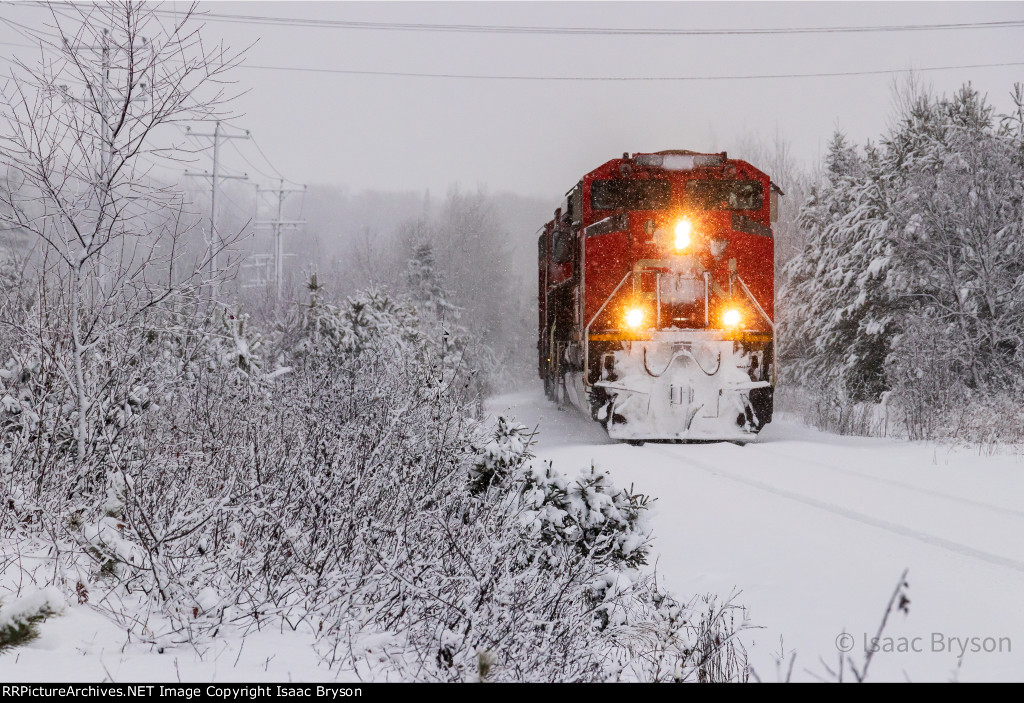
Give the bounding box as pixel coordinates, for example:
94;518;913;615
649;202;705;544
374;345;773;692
538;150;780;442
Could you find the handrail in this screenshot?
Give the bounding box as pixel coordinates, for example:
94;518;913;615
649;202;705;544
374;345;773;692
734;274;775;332
585;270;632;332
583;271;632;389
733;272;777;386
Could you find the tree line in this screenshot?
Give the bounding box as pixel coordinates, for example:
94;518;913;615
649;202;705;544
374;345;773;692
780;80;1024;441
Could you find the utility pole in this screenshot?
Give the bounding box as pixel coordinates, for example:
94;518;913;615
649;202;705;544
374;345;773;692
184;121;250;302
255;179;306;300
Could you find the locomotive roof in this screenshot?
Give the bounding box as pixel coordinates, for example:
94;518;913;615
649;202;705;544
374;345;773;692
569;150;782;196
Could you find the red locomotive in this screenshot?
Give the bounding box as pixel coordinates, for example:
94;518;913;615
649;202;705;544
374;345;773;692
537;150;781;442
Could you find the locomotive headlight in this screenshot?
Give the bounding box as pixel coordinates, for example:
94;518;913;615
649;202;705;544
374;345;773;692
723;308;743;328
625;307;646;329
674;218;692;251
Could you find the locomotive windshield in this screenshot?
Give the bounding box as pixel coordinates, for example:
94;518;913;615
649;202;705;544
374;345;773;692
590;179;671;211
685;180;764;211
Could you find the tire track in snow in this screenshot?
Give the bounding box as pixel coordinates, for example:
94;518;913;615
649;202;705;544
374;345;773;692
732;445;1024;521
649;445;1024;575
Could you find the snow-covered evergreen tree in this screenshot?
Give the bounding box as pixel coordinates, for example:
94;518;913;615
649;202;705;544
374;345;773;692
405;241;458;322
782;83;1024;438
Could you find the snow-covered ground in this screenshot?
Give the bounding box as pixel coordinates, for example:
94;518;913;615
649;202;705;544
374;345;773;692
486;385;1024;682
0;605;335;682
4;382;1022;682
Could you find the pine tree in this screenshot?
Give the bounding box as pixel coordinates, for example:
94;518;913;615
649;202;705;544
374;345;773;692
405;242;457;322
780;131;869;393
783;82;1024;435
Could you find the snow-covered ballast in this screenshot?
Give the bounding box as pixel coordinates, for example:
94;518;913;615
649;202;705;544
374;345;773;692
538;150;780;442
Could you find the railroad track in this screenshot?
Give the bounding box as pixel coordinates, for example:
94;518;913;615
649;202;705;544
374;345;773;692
647;444;1024;575
725;443;1024;521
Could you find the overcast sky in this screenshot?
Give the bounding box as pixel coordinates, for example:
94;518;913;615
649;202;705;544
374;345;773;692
3;1;1023;200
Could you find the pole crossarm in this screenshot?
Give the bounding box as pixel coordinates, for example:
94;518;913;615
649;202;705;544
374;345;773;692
186;130;251;141
184;171;249;181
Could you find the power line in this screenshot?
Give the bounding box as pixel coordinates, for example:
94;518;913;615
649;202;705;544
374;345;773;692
239;59;1024;83
148;9;1024;37
254;179;306;300
227;138;279;183
12;1;1024;37
213;120;302;188
180;121;305;300
250;136;304;187
180;124;253;180
5;5;1022;84
5;50;1021;83
179;123;299;195
247;136;286;180
219;120;305;187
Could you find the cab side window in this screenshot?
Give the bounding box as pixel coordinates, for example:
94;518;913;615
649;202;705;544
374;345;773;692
552;230;573;263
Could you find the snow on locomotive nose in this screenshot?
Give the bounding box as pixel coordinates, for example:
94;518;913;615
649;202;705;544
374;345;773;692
537;150;781;442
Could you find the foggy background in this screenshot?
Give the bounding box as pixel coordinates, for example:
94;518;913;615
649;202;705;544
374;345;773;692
1;0;1022;385
4;2;1021;193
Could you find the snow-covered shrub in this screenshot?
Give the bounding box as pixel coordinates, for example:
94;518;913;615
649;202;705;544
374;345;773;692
468;416;533;493
775;379;888;437
0;296;276;641
0;587;65;652
215;308;262;375
349;414;743;682
0;272;748;680
520;461;650;570
470;419;650;570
